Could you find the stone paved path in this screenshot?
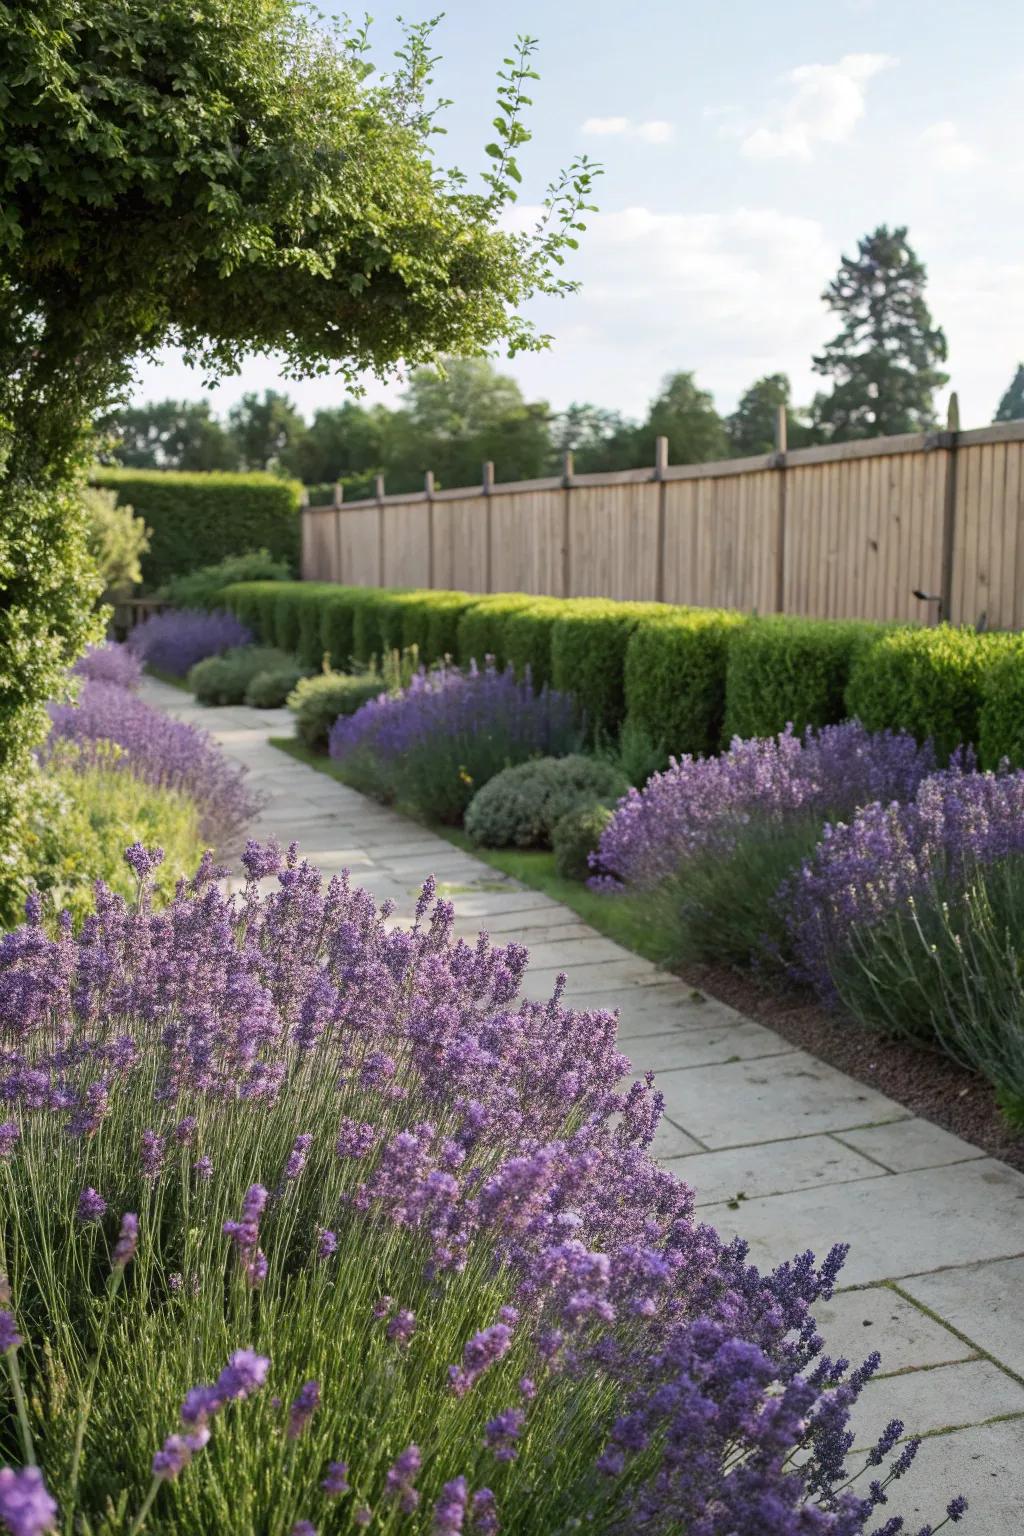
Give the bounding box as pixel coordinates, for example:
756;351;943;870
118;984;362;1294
146;677;1024;1528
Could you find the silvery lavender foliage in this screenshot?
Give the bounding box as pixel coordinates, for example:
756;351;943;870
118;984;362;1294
70;642;142;691
592;722;938;890
45;680;260;847
126;608;252;678
328;662;581;822
0;845;958;1532
784;763;1024;992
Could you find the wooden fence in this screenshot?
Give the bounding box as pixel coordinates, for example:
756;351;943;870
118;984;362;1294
300;404;1024;629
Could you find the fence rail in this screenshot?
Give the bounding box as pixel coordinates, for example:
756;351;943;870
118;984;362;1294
300;401;1024;629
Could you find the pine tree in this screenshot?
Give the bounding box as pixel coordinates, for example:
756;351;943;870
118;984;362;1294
811;226;948;439
994;364;1024;423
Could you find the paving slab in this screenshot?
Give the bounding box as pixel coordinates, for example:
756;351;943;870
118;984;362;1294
873;1418;1024;1531
835;1117;986;1172
900;1257;1024;1378
655;1050;906;1147
849;1358;1024;1447
628;1018;795;1073
651;1118;706;1160
813;1286;976;1375
702;1159;1024;1284
665;1134;885;1204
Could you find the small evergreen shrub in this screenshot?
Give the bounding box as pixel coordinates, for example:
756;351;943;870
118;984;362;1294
552;802;614;881
551;600;666;741
624;609;744;759
163;550;292;611
189;647;296;707
846;624;1016;762
287;671;388;750
724;616;883;742
978;638;1024;767
244;665;309;710
464;755;629;850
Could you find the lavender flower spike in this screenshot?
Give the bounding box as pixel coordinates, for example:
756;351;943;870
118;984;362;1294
76;1188;107;1225
0;1466;58;1535
0;1310;23;1354
432;1477;468;1535
287;1380;320;1440
111;1212;139;1270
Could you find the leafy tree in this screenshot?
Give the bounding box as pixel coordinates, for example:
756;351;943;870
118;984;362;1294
227;390;308;471
811;225;948;440
100;400;237;470
281;402;391;487
82;488;152;596
642;372;728;465
726;373;816;456
994;364;1024;423
0;3;596;915
550;403;637;472
393;358;553;486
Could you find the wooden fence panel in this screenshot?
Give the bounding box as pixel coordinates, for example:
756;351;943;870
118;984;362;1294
339;507;380;588
952;439;1024;629
381;501;430;588
431;496;489;592
490;489;567;595
663;471;778;611
567;482;660;600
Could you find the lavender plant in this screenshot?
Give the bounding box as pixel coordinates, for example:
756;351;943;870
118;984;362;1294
592;723;937;893
0;843;963;1534
45;680;261;849
328;662;581;823
70;643;143;691
126;610;253;679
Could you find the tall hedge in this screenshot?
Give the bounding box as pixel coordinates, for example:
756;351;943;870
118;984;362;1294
501;599;568;689
624;609;745;758
92;469;302;588
550;600;667;740
456;593;540;668
847;624;1018;762
724;616;884;742
978;639;1024;767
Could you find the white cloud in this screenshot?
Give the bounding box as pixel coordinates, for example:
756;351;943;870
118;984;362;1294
581;115;674;144
740;53;896;161
917;120;981;171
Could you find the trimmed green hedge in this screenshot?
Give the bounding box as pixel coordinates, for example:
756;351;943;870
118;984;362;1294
625;608;745;758
93;469;302;588
551;600;668;740
724;616;885;742
847;624;1018;762
218;580;1019;764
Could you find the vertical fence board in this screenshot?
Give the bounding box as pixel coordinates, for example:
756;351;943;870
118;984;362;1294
490;490;566;595
381;502;431;588
567;483;660;600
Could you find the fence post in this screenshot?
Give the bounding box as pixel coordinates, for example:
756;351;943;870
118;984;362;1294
654;436;668;603
773;404;788;613
561;450;574;597
482;460;495;593
939;392;960;623
374;474;385;587
332;482;344;586
424;470;435;588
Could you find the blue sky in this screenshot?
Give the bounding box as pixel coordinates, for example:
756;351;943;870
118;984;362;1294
130;0;1024;430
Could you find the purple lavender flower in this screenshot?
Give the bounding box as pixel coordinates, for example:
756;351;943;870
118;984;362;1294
126;608;252;678
173;1116;198;1146
0;1466;58;1535
470;1490;499;1535
431;1477;468;1535
291;1524;316;1536
46;679;260;846
353;1508;372;1528
0;1310;22;1353
287;1380;320;1440
321;1462;349;1497
140;1130;166;1180
385;1444;422;1513
71;641;142;691
449;1324;514;1397
0;1122;20;1159
124;843;164;882
336;1119;376;1159
485;1408;524;1462
283;1133;312;1182
76;1187;107;1224
152;1426;210;1480
947;1496;968;1522
386;1309;416;1346
316;1229;337;1260
215;1349;270;1403
593;722;937;890
193;1156;213;1182
223;1185;268;1286
111;1212;138;1270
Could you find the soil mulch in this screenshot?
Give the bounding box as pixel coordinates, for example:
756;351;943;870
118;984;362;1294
680;962;1024;1175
